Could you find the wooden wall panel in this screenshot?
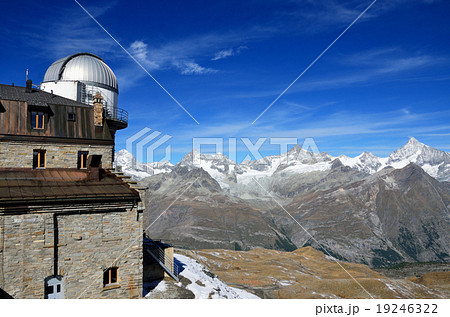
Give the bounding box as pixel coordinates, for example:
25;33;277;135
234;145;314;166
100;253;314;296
0;100;113;143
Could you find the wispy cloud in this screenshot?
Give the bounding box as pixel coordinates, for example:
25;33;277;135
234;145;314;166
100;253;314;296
126;28;269;75
283;0;377;33
341;47;442;72
128;41;159;70
130;106;450;161
222;48;445;103
128;39;217;75
179;62;217;75
211;46;247;61
283;0;440;33
18;1;120;60
281;48;444;93
164;107;450;145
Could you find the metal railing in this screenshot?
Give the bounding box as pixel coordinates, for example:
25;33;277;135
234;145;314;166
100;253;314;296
145;241;179;281
149;247;179;276
104;107;128;125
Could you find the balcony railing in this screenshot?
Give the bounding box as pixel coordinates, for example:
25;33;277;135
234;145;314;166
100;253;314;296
104;107;128;126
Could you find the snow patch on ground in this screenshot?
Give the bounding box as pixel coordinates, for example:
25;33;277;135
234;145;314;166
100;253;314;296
153;280;167;292
175;253;260;299
279;280;293;286
144;279;168;297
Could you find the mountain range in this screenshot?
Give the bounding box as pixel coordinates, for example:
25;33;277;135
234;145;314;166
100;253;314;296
116;137;450;267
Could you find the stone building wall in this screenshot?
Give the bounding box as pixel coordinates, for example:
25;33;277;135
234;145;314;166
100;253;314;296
0;140;113;169
0;208;142;299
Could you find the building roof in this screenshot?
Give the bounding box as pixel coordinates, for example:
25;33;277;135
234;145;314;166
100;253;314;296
0;84;91;108
43;53;118;91
0;168;140;207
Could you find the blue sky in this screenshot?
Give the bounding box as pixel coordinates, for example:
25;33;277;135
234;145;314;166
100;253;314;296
1;0;449;163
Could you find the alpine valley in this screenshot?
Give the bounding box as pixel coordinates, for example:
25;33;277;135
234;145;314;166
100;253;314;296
116;137;450;268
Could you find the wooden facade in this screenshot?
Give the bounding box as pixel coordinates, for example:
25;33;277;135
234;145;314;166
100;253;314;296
0;99;113;144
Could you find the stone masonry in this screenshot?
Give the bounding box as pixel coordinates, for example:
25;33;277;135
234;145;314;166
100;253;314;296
0;141;113;169
93;93;104;127
0;207;143;298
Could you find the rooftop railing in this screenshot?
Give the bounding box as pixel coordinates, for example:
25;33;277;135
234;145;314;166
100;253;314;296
104;107;128;126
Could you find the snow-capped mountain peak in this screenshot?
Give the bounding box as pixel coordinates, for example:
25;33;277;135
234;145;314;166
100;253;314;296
387;137;450;173
388;137;428;161
115;149;137;170
114;149;174;180
115;137;450;184
314;138;449;181
179;150;236;168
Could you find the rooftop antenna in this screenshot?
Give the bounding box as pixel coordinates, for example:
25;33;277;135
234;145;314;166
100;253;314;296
26;69;29;81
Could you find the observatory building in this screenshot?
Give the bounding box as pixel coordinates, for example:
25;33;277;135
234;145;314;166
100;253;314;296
41;52;127;132
0;53;144;298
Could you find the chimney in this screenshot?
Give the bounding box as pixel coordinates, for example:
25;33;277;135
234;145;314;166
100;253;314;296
93;92;104;126
87;155;102;181
25;79;32;93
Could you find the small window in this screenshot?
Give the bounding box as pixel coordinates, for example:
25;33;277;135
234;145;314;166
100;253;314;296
31;111;45;129
44;275;63;299
77;151;89;169
33;149;46;169
45;285;54;296
68;112;76;121
103;267;118;287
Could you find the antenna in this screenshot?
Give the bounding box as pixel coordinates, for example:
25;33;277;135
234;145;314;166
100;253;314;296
26;69;29;81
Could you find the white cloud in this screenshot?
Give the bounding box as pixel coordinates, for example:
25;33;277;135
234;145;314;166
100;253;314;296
129;40;161;70
178;62;217;75
128;39;218;75
129;41;148;63
212;49;234;61
124;30;263;76
212;46;247;61
128;38;220;75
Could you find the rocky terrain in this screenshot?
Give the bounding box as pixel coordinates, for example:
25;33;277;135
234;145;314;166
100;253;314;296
188;247;450;299
140;166;295;251
116;137;450;267
270;162;450;267
149;247;449;299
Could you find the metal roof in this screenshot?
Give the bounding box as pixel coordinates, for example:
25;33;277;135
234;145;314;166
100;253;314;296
0;168;139;206
42;53;118;91
0;84;91;108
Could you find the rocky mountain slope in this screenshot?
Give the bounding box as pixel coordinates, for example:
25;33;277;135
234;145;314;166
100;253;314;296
117;137;450;267
272;162;450;267
141;165;296;251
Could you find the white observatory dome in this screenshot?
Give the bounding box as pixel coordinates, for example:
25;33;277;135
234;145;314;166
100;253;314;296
41;53;119;111
43;53;118;90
